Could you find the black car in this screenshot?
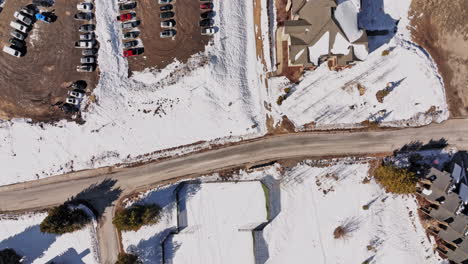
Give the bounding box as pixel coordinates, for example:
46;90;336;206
200;11;215;19
32;0;53;7
119;2;137;10
74;12;94;21
8;38;24;48
123;31;140;39
79;24;95;32
10;30;26;40
199;19;214;27
160;11;174;19
160;4;173;11
82;48;98;56
70;80;87;90
123;40;138;48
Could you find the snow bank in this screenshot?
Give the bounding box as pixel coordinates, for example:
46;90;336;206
0;212;99;264
263;162;441;264
308;32;329;65
0;0;266;185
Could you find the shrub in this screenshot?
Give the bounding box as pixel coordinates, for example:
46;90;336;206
0;248;22;264
374;164;418;194
276;95;285;105
362;204;369;210
284;87;291;94
115;253;141;264
381;49;390;56
375;89;390;103
113;204;162;231
40;204;90;234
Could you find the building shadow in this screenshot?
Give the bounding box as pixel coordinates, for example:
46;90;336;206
46;248;90;264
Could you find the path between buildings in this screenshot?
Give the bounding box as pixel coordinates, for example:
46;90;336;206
1;119;468;263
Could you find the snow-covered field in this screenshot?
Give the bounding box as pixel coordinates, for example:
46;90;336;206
0;212;99;264
268;0;448;129
121;160;442;264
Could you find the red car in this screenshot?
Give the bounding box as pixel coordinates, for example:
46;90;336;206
200;2;213;9
123;48;143;57
117;12;136;21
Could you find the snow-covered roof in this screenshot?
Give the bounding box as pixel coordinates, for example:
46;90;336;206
334;1;364;42
308;32;330;65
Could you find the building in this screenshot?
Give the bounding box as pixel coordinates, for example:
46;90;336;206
277;0;368;70
418;152;468;264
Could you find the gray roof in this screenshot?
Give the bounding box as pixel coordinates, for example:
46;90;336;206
441;193;461;213
451;215;468;234
429;207;454;223
439;227;463;244
428;167;452;193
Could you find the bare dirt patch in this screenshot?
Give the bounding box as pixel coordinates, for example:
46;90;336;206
125;0;211;72
0;0;98;121
409;0;468;117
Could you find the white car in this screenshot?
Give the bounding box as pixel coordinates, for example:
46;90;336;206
2;45;22;57
80;56;95;64
161;20;175;28
77;2;93;11
160;29;176;38
66;97;80;105
201;27;215;35
68;90;85;99
13;12;33;26
10;21;29;34
79;33;94;40
75;40;95;48
76;64;95;72
159;0;172;3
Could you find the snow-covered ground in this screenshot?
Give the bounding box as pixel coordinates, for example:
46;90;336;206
121;160;442;264
122;181;267;264
0;0;266;185
0;212;99;264
267;0;448;129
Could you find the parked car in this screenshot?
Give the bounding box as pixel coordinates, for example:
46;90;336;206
160;29;176;38
77;2;93;11
79;24;95;32
199;19;214;27
80;56;95;64
158;0;172;3
121;20;140;30
10;30;26;40
123;31;139;39
201;27;215;35
79;33;94;40
119;2;137;10
200;2;214;9
123;48;143;57
160;11;174;19
161;19;175;28
159;4;173;11
61;103;79;113
117;12;136;21
35;13;53;23
71;80;87;89
82;48;97;56
74;40;95;48
33;0;53;7
74;12;94;21
66;97;80;105
2;45;22;57
10;21;29;33
76;64;95;72
123;40;138;48
200;11;215;19
20;7;36;16
8;38;24;48
13;11;33;26
68;89;85;99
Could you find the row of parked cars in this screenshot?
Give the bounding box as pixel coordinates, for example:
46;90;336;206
118;0;144;57
74;1;97;72
199;1;215;35
62;81;87;113
2;5;52;57
158;0;176;38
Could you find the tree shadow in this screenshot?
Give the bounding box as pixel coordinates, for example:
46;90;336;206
0;225;57;263
162;235;181;264
395;138;448;153
45;248;90;264
69;178;122;218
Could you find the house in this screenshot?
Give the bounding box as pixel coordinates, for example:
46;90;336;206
277;0;368;70
418;152;468;264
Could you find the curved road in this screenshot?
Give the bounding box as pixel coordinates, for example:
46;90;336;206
0;119;467;263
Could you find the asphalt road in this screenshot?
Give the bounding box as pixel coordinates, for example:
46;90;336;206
0;119;467;263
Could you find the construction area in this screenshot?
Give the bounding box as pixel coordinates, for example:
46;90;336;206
0;0;98;121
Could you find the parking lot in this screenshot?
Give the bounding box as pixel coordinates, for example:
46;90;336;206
0;0;98;121
126;0;212;71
